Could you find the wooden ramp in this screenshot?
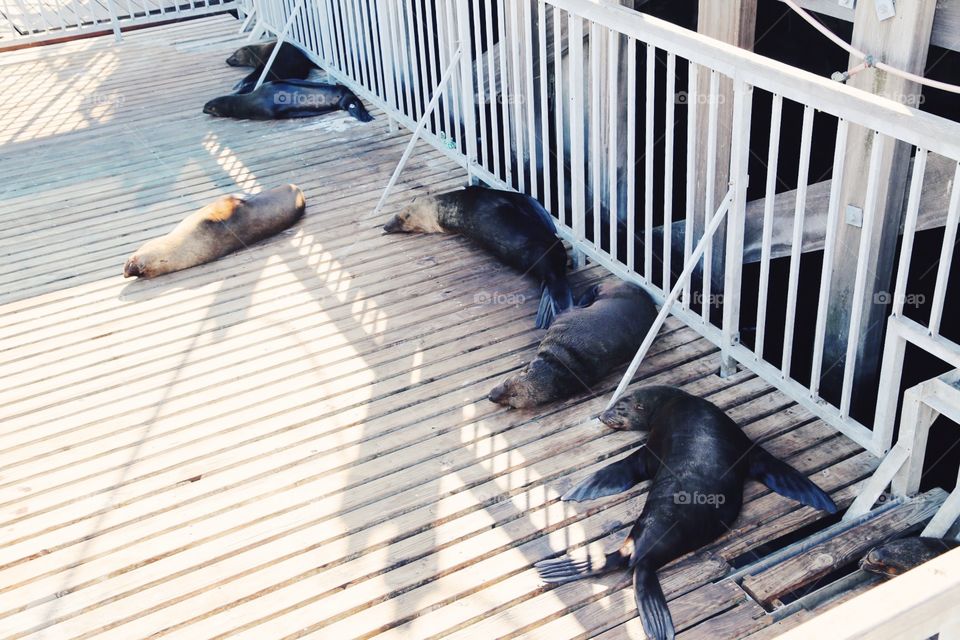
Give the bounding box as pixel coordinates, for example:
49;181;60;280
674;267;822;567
0;15;923;640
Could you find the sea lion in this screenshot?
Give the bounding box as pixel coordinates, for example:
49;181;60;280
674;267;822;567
382;185;573;329
123;184;306;279
203;81;373;122
860;537;960;578
227;41;317;94
488;281;656;407
226;41;276;67
535;385;838;640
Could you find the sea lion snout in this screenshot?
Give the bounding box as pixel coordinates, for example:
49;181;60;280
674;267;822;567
487;382;511;406
382;216;403;234
123;257;143;278
599;405;632;431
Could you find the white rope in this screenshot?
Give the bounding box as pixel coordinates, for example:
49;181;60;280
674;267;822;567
782;0;960;95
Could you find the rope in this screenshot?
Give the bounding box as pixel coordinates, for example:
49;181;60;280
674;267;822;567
782;0;960;95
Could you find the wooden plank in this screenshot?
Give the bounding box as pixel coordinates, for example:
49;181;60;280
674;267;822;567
741;489;948;606
821;0;937;413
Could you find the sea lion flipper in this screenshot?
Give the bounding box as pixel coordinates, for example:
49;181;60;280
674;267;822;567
575;284;602;308
748;447;838;514
562;447;652;502
535;278;574;330
634;565;675;640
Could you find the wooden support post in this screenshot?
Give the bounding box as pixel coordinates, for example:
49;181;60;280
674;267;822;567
693;0;757;307
821;0;937;414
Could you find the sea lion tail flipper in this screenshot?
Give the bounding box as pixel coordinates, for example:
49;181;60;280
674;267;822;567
748;447;838;514
562;447;651;502
535;278;574;329
634;566;675;640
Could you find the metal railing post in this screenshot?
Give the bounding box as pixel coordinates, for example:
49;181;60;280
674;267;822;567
454;0;478;184
720;77;753;377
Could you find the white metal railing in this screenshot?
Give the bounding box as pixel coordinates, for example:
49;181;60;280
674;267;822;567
249;0;960;463
0;0;240;46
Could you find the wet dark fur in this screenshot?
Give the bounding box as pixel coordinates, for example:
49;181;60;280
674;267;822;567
383;186;572;328
203;80;372;121
860;537;960;578
488;282;656;407
227;41;317;94
536;386;837;640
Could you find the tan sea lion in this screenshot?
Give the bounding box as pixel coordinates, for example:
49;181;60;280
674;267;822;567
123;184;305;278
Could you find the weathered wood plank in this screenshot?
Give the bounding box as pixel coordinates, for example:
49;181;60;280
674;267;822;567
741;489;948;606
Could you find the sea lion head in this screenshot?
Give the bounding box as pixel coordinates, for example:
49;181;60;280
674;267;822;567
203;96;233;117
123;244;166;279
383;196;445;234
488;360;559;409
599;386;676;431
860;538;953;578
338;90;373;122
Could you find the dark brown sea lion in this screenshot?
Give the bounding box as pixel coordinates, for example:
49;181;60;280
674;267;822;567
226;41;317;94
123;184;305;278
382;185;572;329
488;281;656;407
535;385;838;640
203;80;373;122
860;537;960;578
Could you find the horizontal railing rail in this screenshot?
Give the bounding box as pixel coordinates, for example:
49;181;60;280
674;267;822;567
0;0;239;47
249;0;960;465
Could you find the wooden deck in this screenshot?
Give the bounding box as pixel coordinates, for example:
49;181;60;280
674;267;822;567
0;15;938;640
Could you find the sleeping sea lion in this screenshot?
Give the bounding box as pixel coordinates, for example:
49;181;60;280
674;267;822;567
382;185;573;329
860;537;960;578
227;41;317;94
123;184;305;279
226;41;276;67
203;81;373;122
488;281;656;407
535;385;838;640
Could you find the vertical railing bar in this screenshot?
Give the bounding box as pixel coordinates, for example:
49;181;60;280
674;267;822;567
928;162;960;336
333;0;351;79
359;0;378;96
424;0;442;131
483;0;500;177
523;0;538;200
470;0;488;167
626;36;637;272
370;0;390;103
413;0;431;121
810;118;850;395
840;131;888;418
497;0;513;187
644;43;655;282
721;79;753;375
434;0;451;133
590;22;602;250
662;51;676;291
325;0;343;71
538;0;552;212
754;93;783;358
781;104;815;379
510;0;526;193
455;0;479;182
702;69;720;320
442;0;462;150
892;149;928;317
607;29;619;262
570;13;586;263
553;7;566;227
403;0;422;118
397;0;414;117
682;61;698;309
